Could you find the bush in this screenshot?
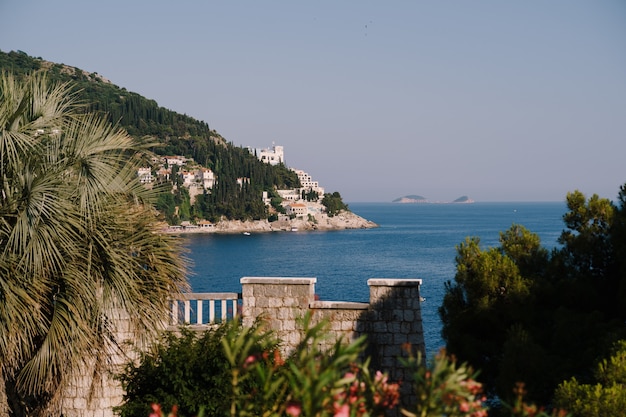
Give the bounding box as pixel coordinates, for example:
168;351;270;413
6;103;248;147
554;340;626;417
119;315;567;417
115;321;278;417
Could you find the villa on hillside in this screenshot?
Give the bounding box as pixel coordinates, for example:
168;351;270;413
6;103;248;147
249;143;284;166
137;167;153;184
285;203;308;217
163;155;188;166
293;169;325;198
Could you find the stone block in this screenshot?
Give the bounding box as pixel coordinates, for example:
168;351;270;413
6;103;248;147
73;397;87;409
404;309;414;322
373;321;388;333
390;322;401;334
393;332;408;345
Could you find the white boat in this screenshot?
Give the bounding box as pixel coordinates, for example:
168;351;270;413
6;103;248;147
243;232;251;236
291;227;298;232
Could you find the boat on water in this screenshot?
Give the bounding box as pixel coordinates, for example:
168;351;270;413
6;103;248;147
243;232;251;236
291;227;298;232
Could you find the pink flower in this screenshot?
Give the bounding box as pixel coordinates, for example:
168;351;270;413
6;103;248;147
334;404;350;417
148;403;162;417
243;355;257;368
286;401;302;417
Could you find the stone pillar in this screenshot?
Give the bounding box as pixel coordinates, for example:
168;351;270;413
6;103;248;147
366;279;424;402
240;277;316;353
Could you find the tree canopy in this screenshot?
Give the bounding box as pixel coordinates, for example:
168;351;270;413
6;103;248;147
440;185;626;409
321;192;349;217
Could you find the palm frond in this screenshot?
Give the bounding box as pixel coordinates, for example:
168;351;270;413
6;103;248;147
0;68;189;416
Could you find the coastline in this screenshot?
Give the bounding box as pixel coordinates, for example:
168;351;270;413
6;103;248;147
159;210;378;235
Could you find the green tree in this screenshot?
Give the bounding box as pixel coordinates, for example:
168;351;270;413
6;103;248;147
558;191;615;281
440;187;626;408
439;228;535;398
321;191;348;217
0;71;188;417
155;188;177;223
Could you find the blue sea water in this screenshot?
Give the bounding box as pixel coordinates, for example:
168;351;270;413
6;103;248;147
183;202;567;356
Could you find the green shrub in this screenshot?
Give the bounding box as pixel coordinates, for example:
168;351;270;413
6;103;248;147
554;340;626;417
115;320;278;417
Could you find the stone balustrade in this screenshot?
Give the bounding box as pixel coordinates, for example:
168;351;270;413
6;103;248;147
169;292;241;329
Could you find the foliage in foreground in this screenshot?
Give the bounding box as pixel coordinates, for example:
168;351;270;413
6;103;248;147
116;321;278;417
0;70;188;417
118;316;565;417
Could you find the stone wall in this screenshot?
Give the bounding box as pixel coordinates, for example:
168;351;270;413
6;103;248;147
240;277;425;381
59;308;148;417
8;277;424;416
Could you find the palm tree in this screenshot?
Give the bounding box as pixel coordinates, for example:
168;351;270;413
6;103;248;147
0;71;189;417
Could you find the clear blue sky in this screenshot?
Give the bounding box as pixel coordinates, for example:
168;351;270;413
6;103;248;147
2;1;625;202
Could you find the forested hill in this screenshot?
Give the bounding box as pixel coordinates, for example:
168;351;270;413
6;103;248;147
0;49;300;222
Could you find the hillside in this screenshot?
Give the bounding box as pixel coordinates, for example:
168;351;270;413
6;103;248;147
0;49;308;222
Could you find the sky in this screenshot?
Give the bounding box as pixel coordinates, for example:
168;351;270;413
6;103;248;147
2;1;625;202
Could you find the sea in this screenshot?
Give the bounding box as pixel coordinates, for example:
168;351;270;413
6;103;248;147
183;202;567;357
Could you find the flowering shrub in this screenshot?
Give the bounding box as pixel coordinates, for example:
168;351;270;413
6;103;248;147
127;315;568;417
400;347;488;417
506;383;568;417
221;313;399;417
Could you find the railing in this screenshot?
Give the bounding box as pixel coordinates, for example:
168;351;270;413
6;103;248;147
169;292;241;328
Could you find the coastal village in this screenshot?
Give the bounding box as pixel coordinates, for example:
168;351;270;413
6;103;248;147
138;144;376;233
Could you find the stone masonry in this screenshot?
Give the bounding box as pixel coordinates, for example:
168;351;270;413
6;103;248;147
3;277;425;416
240;277;425;386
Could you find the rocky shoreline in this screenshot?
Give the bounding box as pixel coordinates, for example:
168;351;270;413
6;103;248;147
160;210;378;235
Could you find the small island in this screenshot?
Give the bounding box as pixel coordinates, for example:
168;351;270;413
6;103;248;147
392;195;427;203
452;195;474;203
392;195;474;204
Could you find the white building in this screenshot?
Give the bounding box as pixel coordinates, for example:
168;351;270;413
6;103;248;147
198;168;215;189
237;177;250;187
178;168;216;190
180;170;196;187
252;144;284;166
163;156;187;166
137;167;153;184
293;169;325;198
277;189;301;201
285;203;308;217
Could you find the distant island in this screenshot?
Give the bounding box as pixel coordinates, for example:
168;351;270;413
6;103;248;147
392;195;427;203
452;195;474;203
392;195;474;204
